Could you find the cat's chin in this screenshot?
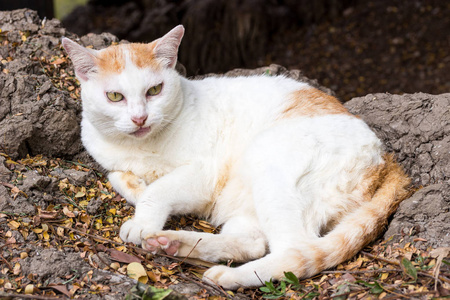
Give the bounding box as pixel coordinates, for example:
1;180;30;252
131;127;151;138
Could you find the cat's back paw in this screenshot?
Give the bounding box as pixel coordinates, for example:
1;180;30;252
143;235;181;255
203;265;241;290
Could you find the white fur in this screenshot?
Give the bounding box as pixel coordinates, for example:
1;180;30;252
64;26;385;289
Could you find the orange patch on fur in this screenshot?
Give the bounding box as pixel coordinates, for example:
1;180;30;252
213;163;232;201
96;45;125;74
281;88;351;118
310;245;327;271
122;171;145;196
143;170;161;185
128;42;161;70
274;249;307;279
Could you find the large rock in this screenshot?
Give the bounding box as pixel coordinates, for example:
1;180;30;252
0;9;117;160
345;93;450;247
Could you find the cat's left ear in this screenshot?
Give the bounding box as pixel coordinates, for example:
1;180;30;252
154;25;185;69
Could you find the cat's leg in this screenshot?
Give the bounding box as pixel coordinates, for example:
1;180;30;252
119;163;211;245
143;216;267;262
108;171;147;205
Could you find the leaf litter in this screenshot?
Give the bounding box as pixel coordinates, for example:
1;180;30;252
0;154;449;299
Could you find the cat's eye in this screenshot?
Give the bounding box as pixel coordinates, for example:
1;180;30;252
106;92;124;102
147;84;162;96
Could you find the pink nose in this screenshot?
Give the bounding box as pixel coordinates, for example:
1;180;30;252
131;115;148;127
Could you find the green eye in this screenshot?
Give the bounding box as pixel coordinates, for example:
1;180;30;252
106;92;124;102
147;84;162;96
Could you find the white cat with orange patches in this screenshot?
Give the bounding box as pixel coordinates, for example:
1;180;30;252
62;25;410;289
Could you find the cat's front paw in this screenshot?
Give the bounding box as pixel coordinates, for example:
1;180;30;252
119;219;155;245
203;265;241;290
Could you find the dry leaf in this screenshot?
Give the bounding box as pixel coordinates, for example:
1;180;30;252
127;262;148;284
49;284;71;297
24;284;34;294
52;58;66;65
108;249;142;264
430;247;450;290
63;206;75;218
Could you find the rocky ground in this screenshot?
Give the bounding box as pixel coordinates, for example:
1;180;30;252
0;8;449;300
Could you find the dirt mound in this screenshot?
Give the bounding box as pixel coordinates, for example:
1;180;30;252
345;93;450;248
0;9;120;160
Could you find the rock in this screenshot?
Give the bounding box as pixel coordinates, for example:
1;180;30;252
20;170;52;192
345;93;450;187
92;252;112;269
170;283;202;296
0;156;12;182
0;9;116;160
384;183;450;248
345;93;450;247
0;185;12;211
62;169;91;185
86;198;103;215
21;248;92;281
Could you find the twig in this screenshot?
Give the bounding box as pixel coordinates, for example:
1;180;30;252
254;271;265;286
298;286;316;300
361;251;399;266
379;282;409;299
0;292;65;299
0;252;12;270
178;238;202;266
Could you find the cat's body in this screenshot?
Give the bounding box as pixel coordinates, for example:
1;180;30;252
63;25;410;289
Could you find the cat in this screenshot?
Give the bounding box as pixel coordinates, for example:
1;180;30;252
62;25;410;290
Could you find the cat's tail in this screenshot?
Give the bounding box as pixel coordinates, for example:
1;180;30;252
278;154;411;279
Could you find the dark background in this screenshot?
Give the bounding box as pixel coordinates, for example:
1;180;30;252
1;0;449;101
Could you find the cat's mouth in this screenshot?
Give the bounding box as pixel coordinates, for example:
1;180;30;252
131;126;151;137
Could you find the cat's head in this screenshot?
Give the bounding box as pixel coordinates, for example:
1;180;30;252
62;25;185;140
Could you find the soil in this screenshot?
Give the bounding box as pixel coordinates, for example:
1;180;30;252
0;7;449;300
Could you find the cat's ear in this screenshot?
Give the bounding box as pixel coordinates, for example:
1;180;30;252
62;38;98;81
154;25;184;69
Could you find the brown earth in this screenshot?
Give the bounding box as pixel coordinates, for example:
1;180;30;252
0;8;449;300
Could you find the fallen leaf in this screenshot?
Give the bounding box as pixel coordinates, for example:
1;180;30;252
52;58;66;65
24;284;34;294
49;284;71;297
8;220;20;229
127;262;148;284
63;206;75;218
109;249;142;264
400;257;417;281
38;210;58;219
430;247;450;290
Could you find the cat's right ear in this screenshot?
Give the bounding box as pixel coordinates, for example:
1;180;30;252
154;25;185;69
61;38;98;81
